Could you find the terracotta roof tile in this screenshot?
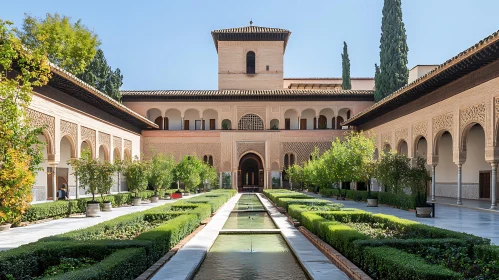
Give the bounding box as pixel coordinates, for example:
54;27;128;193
211;26;290;34
121;89;373;97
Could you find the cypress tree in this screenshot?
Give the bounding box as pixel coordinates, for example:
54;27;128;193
374;64;382;101
375;0;408;101
341;41;352;90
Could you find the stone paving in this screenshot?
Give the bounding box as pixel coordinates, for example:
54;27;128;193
306;192;499;245
0;194;201;251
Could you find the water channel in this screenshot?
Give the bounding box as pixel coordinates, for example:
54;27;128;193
194;194;308;280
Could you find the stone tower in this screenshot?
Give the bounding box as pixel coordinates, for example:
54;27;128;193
211;24;291;90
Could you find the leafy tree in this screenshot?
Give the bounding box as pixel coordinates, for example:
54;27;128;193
0;20;50;225
222;173;232;189
199;163;218;190
341;41;351;90
123;157;150;198
286;164;304;190
77;49;123;101
95;161;115;202
113;158;125;192
148;153;176;196
375;0;409;101
69;150;98;201
17;13;100;75
376;151;410;194
174;155;203;192
406;156;431;206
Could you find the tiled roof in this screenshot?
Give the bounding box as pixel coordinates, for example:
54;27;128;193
211;26;290;34
211;25;291;53
343;29;499;127
284;77;374;80
121;89;373;97
48;63;158;129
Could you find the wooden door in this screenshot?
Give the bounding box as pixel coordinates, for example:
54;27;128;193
318;115;327;128
210;119;215;130
336;116;344;129
300;119;307;130
285;118;290;130
184;120;189;130
313;117;317;129
479;171;491;198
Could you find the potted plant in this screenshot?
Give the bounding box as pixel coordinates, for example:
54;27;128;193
69;150;101;217
96;161;115;211
148;153;176;203
123;157;149;206
409;157;433;218
365;162;378;207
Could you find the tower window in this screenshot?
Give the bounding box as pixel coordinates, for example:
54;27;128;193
266;65;269;71
246;51;255;74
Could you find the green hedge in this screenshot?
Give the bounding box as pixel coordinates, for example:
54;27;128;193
1;190;235;280
319;188;418;210
275;197;338;211
363;247;461;280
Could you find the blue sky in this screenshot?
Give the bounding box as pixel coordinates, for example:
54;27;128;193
2;0;498;90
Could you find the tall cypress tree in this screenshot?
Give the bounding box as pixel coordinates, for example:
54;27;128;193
375;0;408;101
374;64;382;101
341;41;352;90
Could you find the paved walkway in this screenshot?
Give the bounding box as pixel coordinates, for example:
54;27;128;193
430;196;499;212
307;192;499;245
0;195;201;251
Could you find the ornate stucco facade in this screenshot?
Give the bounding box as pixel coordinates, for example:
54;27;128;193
27;24;499;208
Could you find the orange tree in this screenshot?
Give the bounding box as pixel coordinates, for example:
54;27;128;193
0;20;51;225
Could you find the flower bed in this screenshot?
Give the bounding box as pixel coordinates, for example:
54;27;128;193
265;190;497;280
0;190;235;280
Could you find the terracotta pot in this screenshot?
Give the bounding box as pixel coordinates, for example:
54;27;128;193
86;202;100;217
184;192;191;196
171;193;182;199
165;195;172;200
102;201;112;212
0;223;12;231
367;198;378;207
150;196;159;203
416;206;433;218
132;197;142;206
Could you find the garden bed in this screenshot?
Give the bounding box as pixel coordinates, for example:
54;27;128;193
265;190;498;280
0;190;236;280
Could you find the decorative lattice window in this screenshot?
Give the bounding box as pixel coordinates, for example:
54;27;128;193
238;114;264;130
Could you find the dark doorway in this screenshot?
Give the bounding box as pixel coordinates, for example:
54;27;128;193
479;171;491;199
238;153;264;192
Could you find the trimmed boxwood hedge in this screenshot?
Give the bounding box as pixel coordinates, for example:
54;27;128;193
0;190;235;280
319;188;418;210
265;190;496;280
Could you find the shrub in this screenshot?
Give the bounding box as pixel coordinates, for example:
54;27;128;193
275;198;334;210
362;247;461;280
48;248;148;280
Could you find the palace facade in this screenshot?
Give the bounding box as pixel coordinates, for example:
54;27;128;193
27;24;499;209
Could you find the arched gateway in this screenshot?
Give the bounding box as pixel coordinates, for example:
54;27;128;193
238;153;264;192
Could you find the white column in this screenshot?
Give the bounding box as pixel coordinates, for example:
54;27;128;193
233;171;238;191
491;163;498;210
457;163;462;205
298;117;301;130
181;117;184;130
75;174;79;199
431;165;436;202
280;172;283;189
316;116;319;129
51;164;57;201
219;172;222;188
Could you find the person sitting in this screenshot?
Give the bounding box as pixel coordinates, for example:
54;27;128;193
58;184;69;200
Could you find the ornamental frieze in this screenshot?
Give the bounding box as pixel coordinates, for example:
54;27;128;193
380;132;392;145
81;126;96;154
281;142;331;166
432;113;453;136
60;120;77;144
98;132;111;149
460;103;486;129
237;141;265;160
412;121;428;140
26;108;55;153
113;136;122;152
395;128;408;143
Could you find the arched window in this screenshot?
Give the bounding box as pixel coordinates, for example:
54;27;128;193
203;155;214;166
209;156;213;166
238;113;264;130
246;51;255;74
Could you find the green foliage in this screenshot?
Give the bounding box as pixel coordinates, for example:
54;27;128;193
375;0;409;101
123;158;150;197
376;151;410;194
0;20;51;225
363;247;461;280
69;150;115;201
1;190;236;279
174;155;204;192
42;256;97;277
407;156;431;206
341;41;351;90
77;49;123;101
17;13;100;75
199;162;218;190
148;153;176;196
